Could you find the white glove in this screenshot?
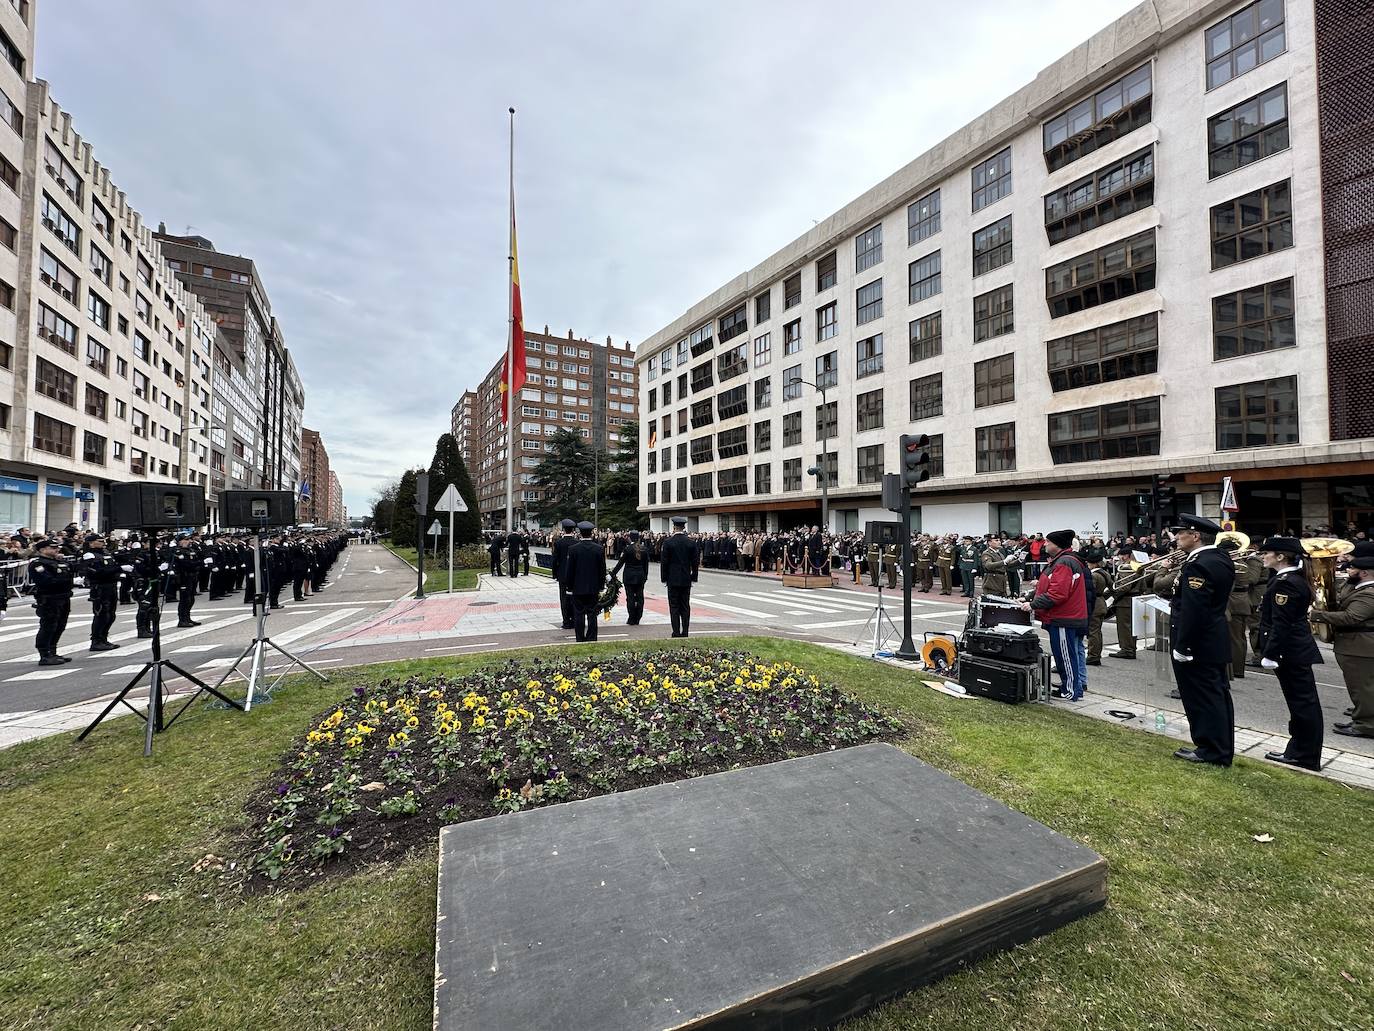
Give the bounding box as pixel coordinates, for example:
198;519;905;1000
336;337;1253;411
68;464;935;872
159;562;170;572
73;576;86;588
1171;649;1192;663
204;558;214;566
121;565;134;572
1260;657;1279;669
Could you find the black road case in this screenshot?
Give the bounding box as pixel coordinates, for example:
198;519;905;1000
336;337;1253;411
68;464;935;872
958;653;1049;704
962;627;1042;664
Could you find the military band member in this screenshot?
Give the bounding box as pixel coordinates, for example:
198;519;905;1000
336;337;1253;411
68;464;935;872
935;538;955;595
1219;536;1254;679
660;515;699;638
1085;549;1111;666
867;537;881;588
29;539;75;666
1108;553;1144;660
610;530;650;625
1310;555;1374;740
551;518;577;630
81;534;123;652
957;538;978;598
1253;536;1324;770
565;521;606;642
915;536;935;593
1242;547;1268;669
1167;514;1236;767
882;543;898;590
980;537;1008;597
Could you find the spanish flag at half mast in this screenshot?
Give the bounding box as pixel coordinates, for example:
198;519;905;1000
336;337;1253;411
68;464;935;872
499;207;527;423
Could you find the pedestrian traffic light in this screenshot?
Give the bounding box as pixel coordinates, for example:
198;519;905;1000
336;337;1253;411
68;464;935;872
1133;491;1151;518
900;434;931;489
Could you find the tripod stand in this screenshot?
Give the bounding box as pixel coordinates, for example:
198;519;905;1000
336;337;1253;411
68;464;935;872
211;530;327;711
78;529;244;756
854;577;902;657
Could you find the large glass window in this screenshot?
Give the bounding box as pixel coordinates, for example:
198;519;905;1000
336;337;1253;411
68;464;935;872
33;413;75;457
907;188;941;245
908;251;941;304
816;251;837;292
753;333;771;367
1049;397;1161;464
717;467;747;497
782;458;802;492
690;435;714;465
817;302;837;341
717;427;748;459
1206;0;1285;91
856;334;883;378
857;444;884;484
690;472;714;499
1213;278;1295;360
717;385;748;420
815;401;837;441
1042;64;1152;171
782;411;803;447
690;359;714;393
909;373;942;421
972;148;1013;211
973;216;1013;276
718;304;747;342
1046;229;1156;318
909;311;942;363
717;341;748;382
782;364;803;401
1208;83;1289;179
754;376;772;409
976;422;1016;473
1047;313;1159;392
974;353;1015;408
755;290;771;324
1210;180;1292;269
855;280;883;324
855;224;883;272
1215;375;1298;449
35;357;76;406
783;318;802;355
689;323;713;358
1043;147;1154;245
784;273;801;309
974;284;1014;341
755;463;772;494
815;351;838;389
754;420;772;452
856;388;884;431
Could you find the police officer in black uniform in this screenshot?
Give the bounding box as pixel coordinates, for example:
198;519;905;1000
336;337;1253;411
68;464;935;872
551;518;577;630
115;535;137;605
487;533;504;576
1255;536;1325;771
610;530;651;625
81;533;123;651
660;516;699;638
132;537;159;639
29;539;75;665
565;521;607;642
506;527;523;578
1168;514;1237;767
173;536;203;627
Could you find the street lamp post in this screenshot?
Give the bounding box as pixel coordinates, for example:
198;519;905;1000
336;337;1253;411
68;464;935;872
798;377;831;532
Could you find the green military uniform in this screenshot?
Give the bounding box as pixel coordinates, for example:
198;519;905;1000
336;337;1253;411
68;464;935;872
882;544;898;590
866;542;881;587
1226;551;1256;678
915;540;934;592
980;546;1008;597
1242;552;1266;664
1111;560;1143;659
1310;578;1374;737
1087;564;1112;663
936;541;955;595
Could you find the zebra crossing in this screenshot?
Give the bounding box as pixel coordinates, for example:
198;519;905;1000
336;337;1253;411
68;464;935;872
693;586;970;634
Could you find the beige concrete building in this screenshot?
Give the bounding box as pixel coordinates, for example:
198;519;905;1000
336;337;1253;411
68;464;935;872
636;0;1373;538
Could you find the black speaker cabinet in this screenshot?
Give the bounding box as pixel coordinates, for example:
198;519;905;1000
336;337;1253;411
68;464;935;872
220;490;296;528
865;520;902;547
109;482;207;529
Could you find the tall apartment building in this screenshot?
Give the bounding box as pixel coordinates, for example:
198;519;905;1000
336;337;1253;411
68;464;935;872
637;0;1374;538
153;230;305;498
328;469;343;527
451;389;477;473
1;62;217;531
467;327;637;529
299;426;332;525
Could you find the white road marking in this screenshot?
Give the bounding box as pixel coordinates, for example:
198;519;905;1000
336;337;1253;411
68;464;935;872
272;609;361;646
172;645;217;653
102;663;152;676
690;598;776;620
5;668;78;681
423;642;499;653
797;618;872;629
725;591;845;614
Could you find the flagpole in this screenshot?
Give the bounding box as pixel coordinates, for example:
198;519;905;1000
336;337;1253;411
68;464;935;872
504;106;516;532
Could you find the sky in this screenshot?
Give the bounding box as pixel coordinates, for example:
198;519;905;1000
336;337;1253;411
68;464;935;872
39;0;1139;515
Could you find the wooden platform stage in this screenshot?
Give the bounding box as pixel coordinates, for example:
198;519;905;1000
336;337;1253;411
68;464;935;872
781;572;837;589
434;742;1107;1031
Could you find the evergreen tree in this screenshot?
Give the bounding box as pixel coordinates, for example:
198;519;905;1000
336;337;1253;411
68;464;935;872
598;421;647;529
530;429;595;525
425;433;482;546
392;468;419;548
369;479;399;535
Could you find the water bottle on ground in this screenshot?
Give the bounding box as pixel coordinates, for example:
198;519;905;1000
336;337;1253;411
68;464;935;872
1155;711;1166;733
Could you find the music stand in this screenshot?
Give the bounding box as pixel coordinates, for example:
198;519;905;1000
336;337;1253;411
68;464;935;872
77;528;244;756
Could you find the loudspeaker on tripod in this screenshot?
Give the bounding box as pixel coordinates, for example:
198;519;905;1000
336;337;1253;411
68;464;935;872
108;482;207;530
220;490;296;528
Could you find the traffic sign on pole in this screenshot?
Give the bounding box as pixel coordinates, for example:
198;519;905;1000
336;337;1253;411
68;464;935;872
434;484;467;513
1220;475;1239;513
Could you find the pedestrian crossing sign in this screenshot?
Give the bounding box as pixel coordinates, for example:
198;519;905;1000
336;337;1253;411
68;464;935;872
1220;475;1238;512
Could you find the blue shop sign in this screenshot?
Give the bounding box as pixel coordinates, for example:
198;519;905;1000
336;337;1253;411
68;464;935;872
0;476;38;495
45;483;75;499
74;489;95;501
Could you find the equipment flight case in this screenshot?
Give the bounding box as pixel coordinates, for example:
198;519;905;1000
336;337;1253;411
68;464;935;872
962;627;1042;664
958;653;1051;704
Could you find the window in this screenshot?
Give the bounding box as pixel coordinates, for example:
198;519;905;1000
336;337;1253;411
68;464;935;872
690;472;714;500
34;414;75;457
689;323;713;358
1208;84;1289;179
41;194;80;253
717;384;748;419
928;434;945;478
907;188;941;245
690;435;714;465
718;466;748;497
134;332;150;361
1046;228;1156;317
857;444;884;484
976;422;1016;472
690;360;714;393
719;303;748;342
1213;277;1295;359
782;458;802;492
855;224;882;272
812;451;838;484
817;302;837;341
856;333;883;378
755;290;771;324
0;153;15;192
0;215;12;251
135;293;150;323
1047;312;1159;391
718;427;748;459
1206;0;1285;91
755;463;772;494
0;341;9;368
973;216;1013;276
83;431;107;466
815;401;837;441
909;312;942;364
974;353;1016;407
817;251;837;292
677;409;687;434
35;357;76;406
690;398;713;428
782;364;803;401
130;448;146;476
1210;180;1291;269
660;446;672;469
718;341;748;382
974;284;1014;341
0;25;24;75
37;303;78;354
646;482;657;506
84;385;108;420
647;388;657;413
133;370;150;399
784;273;801;309
1042;64;1153;171
783;411;803;447
39;248;79;302
815;350;838;389
1049;397;1161;464
1044;147;1154;246
753;332;771;367
677;442;687;468
89;244;112;286
137;254;153;287
856;388;884;432
661;380;672;404
972;148;1012;211
909;373;943;421
754;376;772;409
908;251;941;303
1216;375;1298;449
783;318;802;355
755;420;772;452
856;280;883;324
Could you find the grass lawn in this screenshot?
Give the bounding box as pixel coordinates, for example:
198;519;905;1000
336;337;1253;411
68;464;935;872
381;544;479;593
1;638;1371;1030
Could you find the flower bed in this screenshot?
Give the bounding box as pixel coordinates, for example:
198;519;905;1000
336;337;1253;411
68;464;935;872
245;649;904;886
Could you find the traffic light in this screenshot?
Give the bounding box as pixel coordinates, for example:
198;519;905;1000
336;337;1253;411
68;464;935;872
1133;491;1151;518
900;433;931;489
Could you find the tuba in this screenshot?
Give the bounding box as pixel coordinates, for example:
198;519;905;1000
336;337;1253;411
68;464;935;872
1301;537;1354;643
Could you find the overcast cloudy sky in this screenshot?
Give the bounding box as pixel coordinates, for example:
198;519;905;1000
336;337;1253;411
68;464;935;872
40;0;1137;514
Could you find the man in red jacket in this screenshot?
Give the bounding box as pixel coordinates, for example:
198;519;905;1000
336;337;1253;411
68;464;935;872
1022;528;1090;700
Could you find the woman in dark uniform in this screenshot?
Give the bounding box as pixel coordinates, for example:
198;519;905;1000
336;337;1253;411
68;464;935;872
609;531;650;626
1256;536;1324;771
